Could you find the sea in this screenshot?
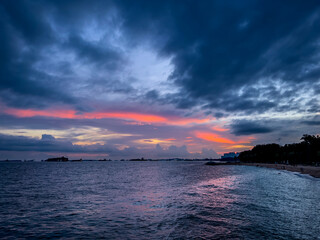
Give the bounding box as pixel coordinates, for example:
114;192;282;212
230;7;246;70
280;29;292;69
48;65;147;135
0;161;319;239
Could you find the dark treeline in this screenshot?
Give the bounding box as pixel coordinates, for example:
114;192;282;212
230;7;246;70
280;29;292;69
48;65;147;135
239;135;320;165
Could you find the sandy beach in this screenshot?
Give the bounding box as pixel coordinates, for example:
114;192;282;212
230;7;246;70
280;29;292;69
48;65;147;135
241;163;320;178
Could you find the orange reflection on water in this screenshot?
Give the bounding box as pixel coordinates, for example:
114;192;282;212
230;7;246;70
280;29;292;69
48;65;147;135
195;174;241;209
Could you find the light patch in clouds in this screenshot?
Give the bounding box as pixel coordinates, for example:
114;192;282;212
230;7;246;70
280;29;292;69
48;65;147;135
238;20;249;30
0;129;64;139
73;141;105;146
0;127;135;145
127;47;175;95
134;138;174;146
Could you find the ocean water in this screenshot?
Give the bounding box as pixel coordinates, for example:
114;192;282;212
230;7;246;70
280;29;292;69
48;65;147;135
0;161;319;239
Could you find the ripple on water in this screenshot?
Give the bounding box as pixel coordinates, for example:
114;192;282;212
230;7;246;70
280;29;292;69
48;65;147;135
0;162;320;239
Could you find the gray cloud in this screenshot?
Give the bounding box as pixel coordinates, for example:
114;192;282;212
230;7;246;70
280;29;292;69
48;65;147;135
116;0;320;114
65;34;124;70
1;0;319;159
301;115;320;126
0;0;125;109
231;120;274;136
2;0;320;114
0;133;218;160
302;121;320;126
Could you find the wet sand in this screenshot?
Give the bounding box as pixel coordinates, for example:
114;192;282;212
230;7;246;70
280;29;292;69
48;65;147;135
241;163;320;178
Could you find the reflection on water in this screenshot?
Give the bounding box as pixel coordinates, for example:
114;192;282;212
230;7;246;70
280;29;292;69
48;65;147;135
0;162;320;239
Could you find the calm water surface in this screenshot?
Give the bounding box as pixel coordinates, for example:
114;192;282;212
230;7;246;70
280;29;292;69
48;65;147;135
0;161;320;239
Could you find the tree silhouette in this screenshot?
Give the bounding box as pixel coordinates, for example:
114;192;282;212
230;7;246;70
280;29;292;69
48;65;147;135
239;134;320;165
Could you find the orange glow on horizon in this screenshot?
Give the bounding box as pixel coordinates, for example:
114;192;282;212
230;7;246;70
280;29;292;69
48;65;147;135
135;138;172;145
73;141;105;146
62;153;108;158
3;108;77;119
224;144;254;149
194;131;236;144
165;138;176;141
82;112;166;123
187;143;197;146
236;136;256;144
212;126;229;132
2;106;210;126
168;118;210;125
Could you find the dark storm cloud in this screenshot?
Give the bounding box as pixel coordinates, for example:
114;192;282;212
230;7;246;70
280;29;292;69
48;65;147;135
144;90;198;109
206;96;276;114
0;0;123;108
115;0;320;113
231;120;274;136
0;133;120;153
0;0;53;44
0;1;72;107
302;121;320;126
1;0;320;114
302;116;320;126
0;134;71;152
65;35;124;69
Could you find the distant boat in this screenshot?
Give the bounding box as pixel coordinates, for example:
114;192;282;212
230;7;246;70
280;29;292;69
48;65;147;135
129;158;147;161
45;157;68;162
205;161;239;166
71;159;82;162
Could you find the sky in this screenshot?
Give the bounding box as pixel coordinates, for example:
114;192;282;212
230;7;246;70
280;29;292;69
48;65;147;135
0;0;320;160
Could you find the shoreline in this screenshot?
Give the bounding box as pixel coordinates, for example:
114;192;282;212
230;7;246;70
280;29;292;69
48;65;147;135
205;162;320;178
239;163;320;178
